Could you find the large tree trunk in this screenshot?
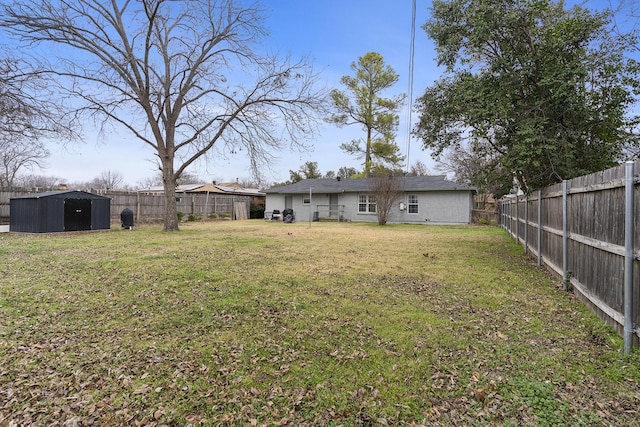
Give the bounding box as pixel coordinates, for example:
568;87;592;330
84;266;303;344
2;1;327;231
161;158;179;231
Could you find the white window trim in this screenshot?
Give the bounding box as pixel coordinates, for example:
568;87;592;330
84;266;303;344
407;194;419;214
358;193;377;214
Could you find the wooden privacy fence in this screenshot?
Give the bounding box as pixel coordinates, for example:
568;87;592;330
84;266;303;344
0;191;30;221
500;161;639;353
101;190;252;222
0;190;253;223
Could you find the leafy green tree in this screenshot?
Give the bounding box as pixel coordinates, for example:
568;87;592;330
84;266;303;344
289;161;322;183
414;0;637;193
328;52;406;175
337;166;359;179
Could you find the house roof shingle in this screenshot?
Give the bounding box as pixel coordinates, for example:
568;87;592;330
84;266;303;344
265;176;475;194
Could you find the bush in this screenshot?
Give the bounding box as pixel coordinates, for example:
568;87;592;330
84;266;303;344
222;213;231;219
187;214;196;222
250;201;265;219
177;211;184;221
209;212;218;219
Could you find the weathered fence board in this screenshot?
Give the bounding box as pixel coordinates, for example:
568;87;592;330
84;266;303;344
1;189;252;224
500;160;640;351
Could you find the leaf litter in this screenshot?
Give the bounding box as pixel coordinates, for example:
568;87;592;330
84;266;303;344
1;222;639;425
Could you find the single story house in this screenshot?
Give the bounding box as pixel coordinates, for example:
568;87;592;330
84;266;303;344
264;175;475;224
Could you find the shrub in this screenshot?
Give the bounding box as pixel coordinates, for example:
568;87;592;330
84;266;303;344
177;211;184;221
250;201;265;219
209;212;219;219
187;214;196;222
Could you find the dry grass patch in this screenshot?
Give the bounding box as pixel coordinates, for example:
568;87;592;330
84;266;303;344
1;221;638;426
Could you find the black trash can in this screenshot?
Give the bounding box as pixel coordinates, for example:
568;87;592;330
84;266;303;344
121;208;134;229
282;208;294;223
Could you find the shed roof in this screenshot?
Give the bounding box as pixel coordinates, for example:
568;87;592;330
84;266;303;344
10;190;110;200
265;176;475;194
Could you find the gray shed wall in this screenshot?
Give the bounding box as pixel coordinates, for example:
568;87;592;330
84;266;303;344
10;191;111;233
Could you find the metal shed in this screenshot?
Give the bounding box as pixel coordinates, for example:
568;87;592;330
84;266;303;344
10;190;111;233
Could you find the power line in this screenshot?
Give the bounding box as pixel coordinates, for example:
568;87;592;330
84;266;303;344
405;0;417;173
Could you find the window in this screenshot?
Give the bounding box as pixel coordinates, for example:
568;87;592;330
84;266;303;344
407;194;419;214
358;194;376;213
303;195;310;205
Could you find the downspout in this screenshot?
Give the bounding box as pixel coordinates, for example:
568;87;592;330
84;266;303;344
308;188;312;227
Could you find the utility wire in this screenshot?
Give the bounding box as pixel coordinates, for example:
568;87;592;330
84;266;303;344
405;0;416;173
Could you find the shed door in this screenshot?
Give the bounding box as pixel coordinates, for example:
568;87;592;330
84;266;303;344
64;199;92;231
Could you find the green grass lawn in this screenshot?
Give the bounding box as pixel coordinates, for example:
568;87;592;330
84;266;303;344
1;221;638;426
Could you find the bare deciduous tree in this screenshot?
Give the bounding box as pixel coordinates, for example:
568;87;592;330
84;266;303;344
368;169;404;226
2;0;326;231
88;170;125;190
0;138;49;190
15;173;61;191
407;160;430;176
0;56;74;190
436;144;513;198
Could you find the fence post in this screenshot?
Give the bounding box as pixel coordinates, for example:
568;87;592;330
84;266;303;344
510;197;514;238
524;196;528;254
562;180;570;291
503;199;507;229
537;189;542;267
504;199;508;232
516;194;520;244
505;199;508;231
624;161;635;353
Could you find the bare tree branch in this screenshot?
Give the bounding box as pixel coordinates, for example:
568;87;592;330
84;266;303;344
1;0;327;230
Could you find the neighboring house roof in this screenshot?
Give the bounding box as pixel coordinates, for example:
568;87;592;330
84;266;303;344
140;183;265;196
265;176;475;194
216;185;265;196
185;183;226;193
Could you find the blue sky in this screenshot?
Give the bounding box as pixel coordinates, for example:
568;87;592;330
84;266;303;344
33;0;624;187
38;0;441;187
